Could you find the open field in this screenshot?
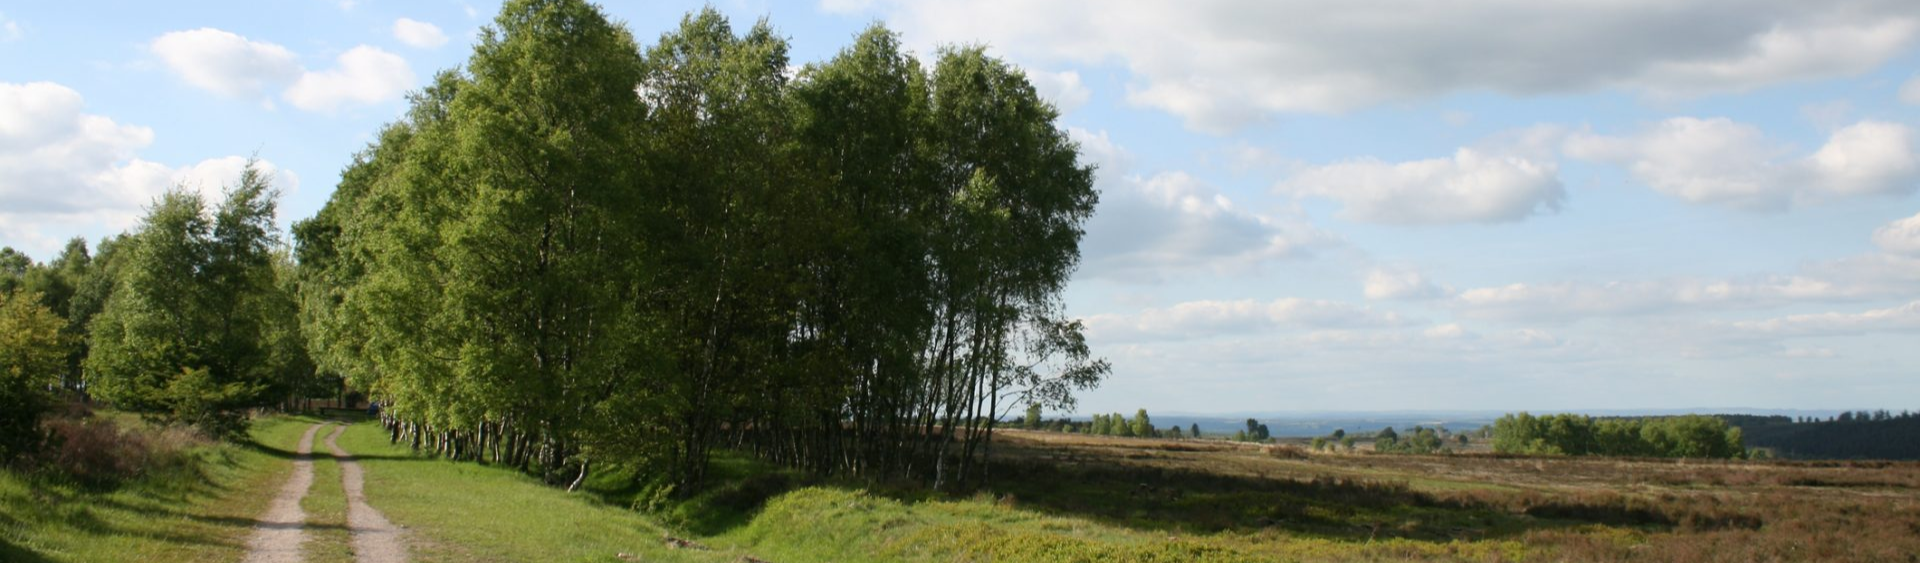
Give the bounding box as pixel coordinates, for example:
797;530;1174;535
973;430;1920;561
9;416;1920;562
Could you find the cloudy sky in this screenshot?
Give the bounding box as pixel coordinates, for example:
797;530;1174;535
5;1;1920;414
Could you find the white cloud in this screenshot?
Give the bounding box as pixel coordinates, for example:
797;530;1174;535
1072;128;1337;282
1903;75;1920;105
1566;118;1920;210
1364;268;1451;300
1025;69;1090;114
1;12;21;42
1807;121;1920;197
1276;148;1565;224
0;82;294;257
393;18;449;49
283;46;416;112
1446;244;1920;324
151;28;413;112
1728;300;1920;337
151;28;301;98
1875;211;1920;255
1082;297;1404;342
869;0;1920;132
1423;323;1472;340
1777;347;1837;359
1451;276;1854;323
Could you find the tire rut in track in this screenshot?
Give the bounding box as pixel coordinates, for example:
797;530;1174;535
240;422;327;563
324;424;410;563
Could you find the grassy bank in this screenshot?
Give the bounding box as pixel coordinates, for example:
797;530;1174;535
329;419;740;563
0;414;320;562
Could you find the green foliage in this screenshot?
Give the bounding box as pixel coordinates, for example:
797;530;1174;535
1023;403;1043;430
1130;409;1152;438
1492;412;1745;459
0;289;67;459
1242;418;1270;442
1736;411;1920;460
86;166;296;439
295;0;1104;490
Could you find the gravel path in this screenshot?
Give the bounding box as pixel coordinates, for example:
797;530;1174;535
324;424;410;563
241;422;326;563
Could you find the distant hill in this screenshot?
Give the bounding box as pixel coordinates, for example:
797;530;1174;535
1723;411;1920;460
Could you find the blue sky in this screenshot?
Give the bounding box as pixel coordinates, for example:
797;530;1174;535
4;1;1920;414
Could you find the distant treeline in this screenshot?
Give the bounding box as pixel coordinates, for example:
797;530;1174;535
1724;411;1920;460
1491;412;1745;459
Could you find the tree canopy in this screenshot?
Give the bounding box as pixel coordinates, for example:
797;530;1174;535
292;0;1104;490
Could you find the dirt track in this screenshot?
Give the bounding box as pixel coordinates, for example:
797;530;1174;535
325;424;409;563
240;422;325;563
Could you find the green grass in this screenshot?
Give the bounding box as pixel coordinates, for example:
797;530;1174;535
330;420;742;563
329;418;1535;562
0;414;320;563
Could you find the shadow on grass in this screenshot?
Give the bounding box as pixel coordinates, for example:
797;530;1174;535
623;443;1767;545
973;457;1684;543
0;537;53;563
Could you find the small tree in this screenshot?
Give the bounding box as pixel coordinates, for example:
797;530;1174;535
1168;425;1183;439
1024;403;1043;430
1341;436;1356;451
1;290;68;460
1233;429;1247;442
1311;437;1327;451
1131;409;1152;438
1331;428;1345;440
1375;426;1399;452
1190;423;1201;438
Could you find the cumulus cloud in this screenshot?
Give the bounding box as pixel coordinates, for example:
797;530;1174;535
1071;128;1337;282
393;18;449;49
1566;118;1920;210
0;81;295;257
1874;211;1920;255
1025;69;1090;114
151;28;301;98
1364;268;1451;300
1276;148;1565;224
858;0;1920;132
151;28;413;112
1082;297;1404;342
284;46;416;112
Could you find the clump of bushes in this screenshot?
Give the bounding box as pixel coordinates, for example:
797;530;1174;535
1492;412;1745;459
11;405;210;486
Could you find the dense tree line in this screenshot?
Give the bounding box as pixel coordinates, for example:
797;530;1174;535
1491;412;1745;459
293;0;1103;491
1729;411;1920;460
0;165;321;447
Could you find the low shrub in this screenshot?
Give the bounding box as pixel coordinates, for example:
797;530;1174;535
31;410;207;485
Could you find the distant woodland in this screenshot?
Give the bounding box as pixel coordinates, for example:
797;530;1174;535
1726;411;1920;460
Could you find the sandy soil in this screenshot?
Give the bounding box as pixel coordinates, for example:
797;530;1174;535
240;422;326;563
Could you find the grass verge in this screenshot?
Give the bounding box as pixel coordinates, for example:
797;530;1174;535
331;420;742;563
0;414;320;562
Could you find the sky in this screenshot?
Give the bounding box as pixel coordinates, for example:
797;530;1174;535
4;0;1920;415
